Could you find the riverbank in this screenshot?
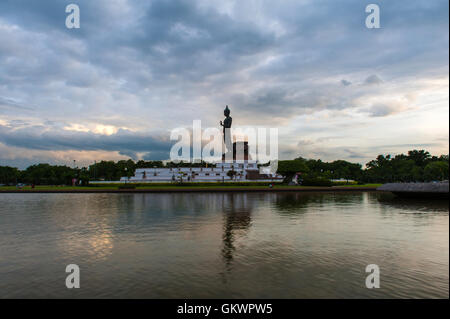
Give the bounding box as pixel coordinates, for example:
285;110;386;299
0;184;380;193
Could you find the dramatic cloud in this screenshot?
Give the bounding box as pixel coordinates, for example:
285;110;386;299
0;0;448;168
0;123;171;157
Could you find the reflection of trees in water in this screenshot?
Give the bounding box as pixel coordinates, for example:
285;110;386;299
221;193;253;270
274;193;315;214
273;192;366;216
376;193;449;214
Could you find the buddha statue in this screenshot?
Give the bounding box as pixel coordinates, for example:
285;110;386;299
220;105;233;154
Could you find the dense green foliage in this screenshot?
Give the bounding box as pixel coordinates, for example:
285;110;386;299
301;176;333;187
0;164;85;186
276;157;362;185
276;149;448;185
0;166;20;185
21;164;81;185
361;150;448;183
276;159;309;183
88;160;135;181
0;149;448;186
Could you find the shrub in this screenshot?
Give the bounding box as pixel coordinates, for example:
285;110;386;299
301;177;332;187
118;185;136;189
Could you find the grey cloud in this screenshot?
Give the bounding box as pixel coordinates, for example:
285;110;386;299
341;79;352;86
118;150;138;160
0;124;172;160
343;148;366;159
364;75;383;85
366;103;406;117
231;85;347;120
0;96;33;110
143;151;172;161
297;139;315;147
371;143;443;149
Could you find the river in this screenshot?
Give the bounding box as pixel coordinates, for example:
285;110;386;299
0;192;448;298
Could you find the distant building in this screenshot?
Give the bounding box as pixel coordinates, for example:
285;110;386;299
121;160;283;183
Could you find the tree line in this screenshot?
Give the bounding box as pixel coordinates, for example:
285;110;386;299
0;150;448;185
276;150;448;184
0;159;213;185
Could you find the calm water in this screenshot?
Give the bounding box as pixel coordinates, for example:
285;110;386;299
0;192;448;298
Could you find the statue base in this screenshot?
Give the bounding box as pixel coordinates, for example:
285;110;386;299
222;141;250;161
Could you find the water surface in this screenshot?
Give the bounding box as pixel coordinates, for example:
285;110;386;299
0;192;448;298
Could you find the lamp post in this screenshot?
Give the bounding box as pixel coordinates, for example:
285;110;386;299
125;167;128;184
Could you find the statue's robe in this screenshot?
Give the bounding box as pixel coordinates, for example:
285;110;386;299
223;116;232;154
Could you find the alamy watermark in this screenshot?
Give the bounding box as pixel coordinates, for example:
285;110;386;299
169;121;279;169
64;263;380;290
65;264;80;289
65;4;80;29
65;4;380;30
365;264;380;289
365;4;381;29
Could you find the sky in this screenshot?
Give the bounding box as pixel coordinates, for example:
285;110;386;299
0;0;448;169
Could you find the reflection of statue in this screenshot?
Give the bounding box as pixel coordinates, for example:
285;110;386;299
221;193;252;272
220;105;233;154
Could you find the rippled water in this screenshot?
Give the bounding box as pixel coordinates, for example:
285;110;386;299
0;192;448;298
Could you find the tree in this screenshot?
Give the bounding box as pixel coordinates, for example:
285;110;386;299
439;155;449;163
88;160;129;181
78;167;90;185
227;169;237;180
330;160;362;182
361;150;444;183
20;164;76;185
136;160;164;168
391;159;415;182
277;160;309;183
407;150;431;168
424;161;449;181
0;166;20;185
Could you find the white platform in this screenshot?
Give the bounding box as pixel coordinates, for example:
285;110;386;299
119;161;282;183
